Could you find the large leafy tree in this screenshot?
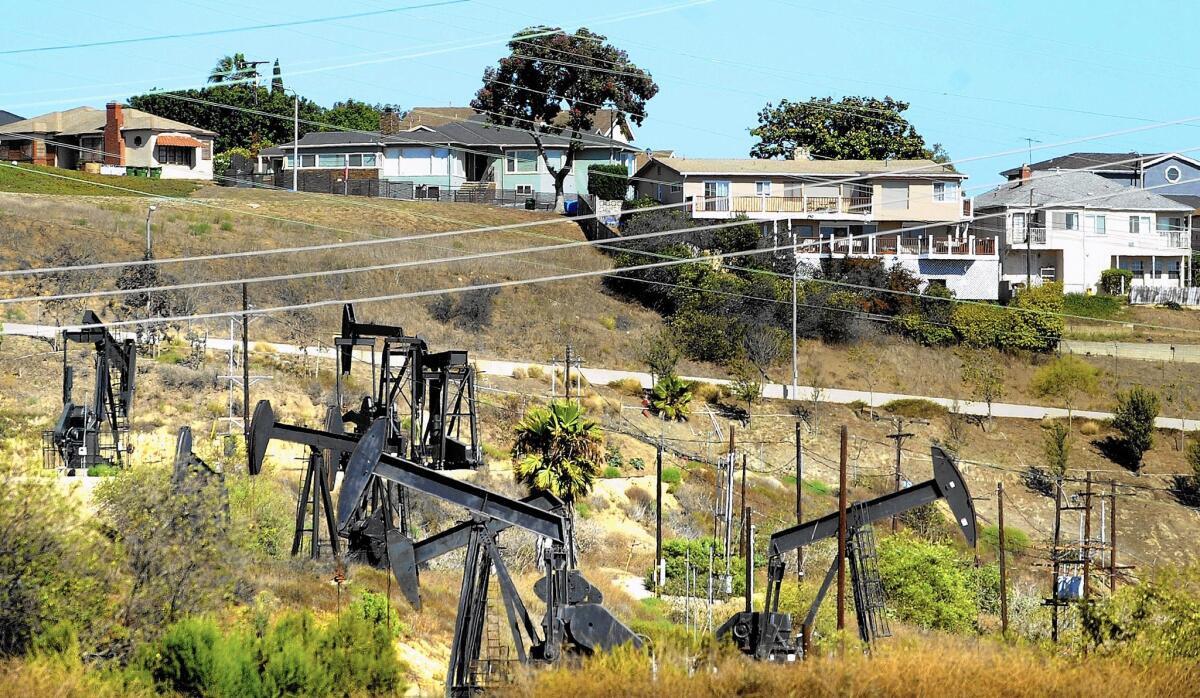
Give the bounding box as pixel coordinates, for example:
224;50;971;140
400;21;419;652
323;99;404;133
472;26;658;207
749;96;934;160
130;83;324;153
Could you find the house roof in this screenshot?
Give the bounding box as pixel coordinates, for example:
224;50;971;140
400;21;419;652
641;156;963;178
1166;194;1200;211
0;110;21;127
974;170;1193;211
397;106;634;141
260;115;636;156
1;106;216;137
999;152;1146;177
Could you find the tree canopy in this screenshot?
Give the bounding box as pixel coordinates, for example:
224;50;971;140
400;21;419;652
472;26;657;203
749;96;937;160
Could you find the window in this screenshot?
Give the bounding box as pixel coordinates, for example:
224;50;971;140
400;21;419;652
133;135;143;147
1165;165;1182;183
703;181;730;211
344;153;379;168
318;153;345;168
1129;215;1150;234
1168;261;1181;279
155;145;192;166
1158;216;1184;232
756;181;772;197
1011;212;1027;236
1130;260;1145;277
1052;211;1079;230
505;149;537;173
932;180;959;202
515;184;533;196
783;182;803;198
1084;214;1106;235
361;153;377;167
301;154;316;168
880;182;909;210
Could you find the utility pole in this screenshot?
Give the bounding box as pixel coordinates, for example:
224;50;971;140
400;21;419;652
1025;187;1034;290
886;417;914;533
1083;472;1093;600
242;283;251;475
144;205;156;256
564;344;573;400
795;421;804;582
1109;480;1118;594
655;440;663;598
791;259;799;399
1051;479;1063;643
292;93;299;192
738;453;748;557
837;425;848;640
997;481;1008;636
743;506;753;613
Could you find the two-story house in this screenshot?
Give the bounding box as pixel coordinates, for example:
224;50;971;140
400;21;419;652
1002;152;1200;248
632;154;1000;299
258;108;638;203
974;167;1192;296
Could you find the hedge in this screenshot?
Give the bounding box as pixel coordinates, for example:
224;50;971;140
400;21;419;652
587;163;630;200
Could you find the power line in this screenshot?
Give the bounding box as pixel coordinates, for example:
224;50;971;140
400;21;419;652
0;0;474;56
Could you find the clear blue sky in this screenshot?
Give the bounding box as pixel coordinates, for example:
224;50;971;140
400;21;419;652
3;0;1198;190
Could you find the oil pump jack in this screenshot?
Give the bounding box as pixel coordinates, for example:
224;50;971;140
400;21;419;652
249;410;642;696
717;445;978;659
44;310;137;473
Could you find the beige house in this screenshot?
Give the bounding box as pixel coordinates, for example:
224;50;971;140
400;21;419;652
633;154;1001;299
0;103;216;180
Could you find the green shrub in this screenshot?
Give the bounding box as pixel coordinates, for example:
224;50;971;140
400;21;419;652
650;374;693;421
1112;386;1160;468
1064;293;1124;320
877;533;991;633
603;466;623;479
628;457;646;472
482;442;509;461
649;537;746;596
587;163;630;200
802;479;832;496
1098;268;1134;295
951;302;1009;348
882;398;948;419
188;222;211;236
85;464;119;477
134;610;405;697
1080;564;1200;660
979;524;1030;556
351;590;405;638
660;466;682;484
219;221;234;232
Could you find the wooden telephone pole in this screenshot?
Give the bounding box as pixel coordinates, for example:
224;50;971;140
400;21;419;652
886;417;914;532
795;422;804;581
997;481;1009;635
837;425;849;639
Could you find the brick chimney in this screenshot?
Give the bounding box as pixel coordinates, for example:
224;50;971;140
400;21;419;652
103;102;125;166
1019;163;1032;184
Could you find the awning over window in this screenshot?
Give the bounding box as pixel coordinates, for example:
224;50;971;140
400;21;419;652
155;134;203;148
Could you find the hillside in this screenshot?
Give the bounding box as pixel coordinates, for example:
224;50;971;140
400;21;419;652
1;186;1199;694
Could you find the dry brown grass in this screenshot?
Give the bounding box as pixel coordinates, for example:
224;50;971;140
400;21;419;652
500;637;1200;698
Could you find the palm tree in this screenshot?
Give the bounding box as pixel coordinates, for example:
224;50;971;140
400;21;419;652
511;400;604;507
208;53;254;84
650;374;693;421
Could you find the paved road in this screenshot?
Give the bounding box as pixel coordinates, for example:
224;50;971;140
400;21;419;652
10;322;1198;431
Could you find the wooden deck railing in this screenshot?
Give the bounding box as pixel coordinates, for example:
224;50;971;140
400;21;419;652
716;194;875;215
795;235;997;257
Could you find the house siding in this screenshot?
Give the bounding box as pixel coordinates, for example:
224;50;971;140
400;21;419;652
1143;157;1200;196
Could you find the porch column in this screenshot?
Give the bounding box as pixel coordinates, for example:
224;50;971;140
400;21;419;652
773;219;778;252
1152;255;1156;285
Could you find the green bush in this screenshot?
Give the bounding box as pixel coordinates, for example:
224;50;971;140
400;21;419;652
587;163;630;200
649;537;746;596
882;398;948;419
1099;268;1134;295
1007;282;1065;351
1080;564;1200;661
1112;386;1160;468
85;464;119;477
979;524;1030;556
603;466;623;478
877;533;992;633
351;590;406;639
134;610;405;697
1064;293;1124;320
660;466;682;484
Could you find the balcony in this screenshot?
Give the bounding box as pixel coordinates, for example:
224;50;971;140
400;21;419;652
795;233;997;258
694;194;873;217
1008;226;1048;246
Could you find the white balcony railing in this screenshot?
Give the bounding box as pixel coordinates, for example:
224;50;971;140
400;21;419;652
795;234;997;257
1008;226;1048;245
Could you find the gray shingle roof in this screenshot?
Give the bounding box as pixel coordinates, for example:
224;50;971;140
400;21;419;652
999;152;1146;177
975;170;1192;211
0;110;21;127
260;114;635;156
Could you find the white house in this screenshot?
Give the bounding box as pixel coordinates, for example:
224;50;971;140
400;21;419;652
633;154;1000;299
973;167;1192;296
0;103;216;180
